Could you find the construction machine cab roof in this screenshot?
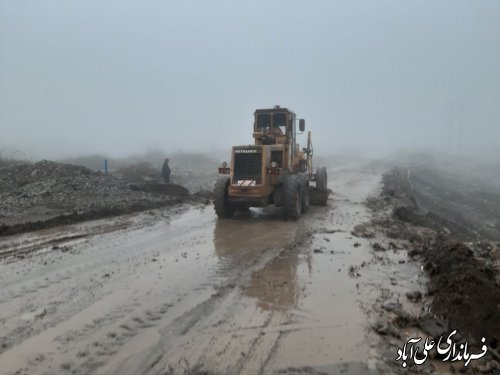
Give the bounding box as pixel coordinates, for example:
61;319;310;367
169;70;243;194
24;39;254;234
254;106;296;136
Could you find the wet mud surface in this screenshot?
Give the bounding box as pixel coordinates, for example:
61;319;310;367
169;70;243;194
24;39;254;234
1;160;497;374
368;166;500;373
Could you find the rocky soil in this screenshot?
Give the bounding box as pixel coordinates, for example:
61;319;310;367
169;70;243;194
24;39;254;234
0;160;203;236
366;165;500;372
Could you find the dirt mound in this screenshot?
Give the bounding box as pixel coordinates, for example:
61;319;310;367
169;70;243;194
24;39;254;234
381;168;491;241
114;161;162;183
59;151;221;193
0;160;97;193
424;238;500;346
0;159;199;236
376;166;500;350
129;182;189;196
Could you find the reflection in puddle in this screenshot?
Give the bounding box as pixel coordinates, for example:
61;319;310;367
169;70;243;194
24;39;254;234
243;252;299;312
213;216;299;313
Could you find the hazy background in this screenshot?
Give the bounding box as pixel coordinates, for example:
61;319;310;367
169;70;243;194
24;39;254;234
1;0;499;161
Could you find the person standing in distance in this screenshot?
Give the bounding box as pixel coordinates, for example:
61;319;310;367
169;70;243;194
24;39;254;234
161;158;171;183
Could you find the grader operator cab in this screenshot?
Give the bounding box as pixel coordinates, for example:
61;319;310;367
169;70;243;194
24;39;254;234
214;106;329;220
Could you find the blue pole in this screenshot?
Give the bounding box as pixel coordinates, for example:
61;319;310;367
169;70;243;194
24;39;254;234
104;159;108;175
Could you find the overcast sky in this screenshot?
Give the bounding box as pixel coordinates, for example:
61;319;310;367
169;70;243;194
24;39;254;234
1;0;499;160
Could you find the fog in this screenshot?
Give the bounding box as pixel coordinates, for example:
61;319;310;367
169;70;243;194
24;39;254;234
1;1;499;161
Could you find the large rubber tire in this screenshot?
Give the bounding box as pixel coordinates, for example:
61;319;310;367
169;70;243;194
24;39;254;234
316;167;328;192
299;174;310;213
283;175;302;221
214;177;235;218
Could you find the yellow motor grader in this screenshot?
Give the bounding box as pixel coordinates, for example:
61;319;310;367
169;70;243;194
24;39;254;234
214;106;329;220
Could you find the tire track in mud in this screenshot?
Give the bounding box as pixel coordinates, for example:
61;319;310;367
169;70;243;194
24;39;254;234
113;248;304;374
0;208;211;370
56;300;178;374
137;217;317;375
0;163;400;375
0;204;305;374
255;167;393;374
0;205;191;263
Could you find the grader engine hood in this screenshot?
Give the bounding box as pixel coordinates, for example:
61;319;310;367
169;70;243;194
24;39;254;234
231;146;263;187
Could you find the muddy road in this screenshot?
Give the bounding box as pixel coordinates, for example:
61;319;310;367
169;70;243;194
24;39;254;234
0;163;423;374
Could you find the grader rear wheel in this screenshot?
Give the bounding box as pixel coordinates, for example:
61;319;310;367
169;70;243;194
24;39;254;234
316;167;327;192
309;167;328;206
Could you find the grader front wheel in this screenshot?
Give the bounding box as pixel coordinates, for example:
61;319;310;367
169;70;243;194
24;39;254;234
299;174;310;213
283;175;302;221
214;177;235;218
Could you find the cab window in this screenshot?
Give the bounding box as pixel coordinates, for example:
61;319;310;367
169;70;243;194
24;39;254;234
256;114;271;131
272;113;287;135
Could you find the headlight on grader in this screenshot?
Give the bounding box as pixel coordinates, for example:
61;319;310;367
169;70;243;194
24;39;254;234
218;161;230;174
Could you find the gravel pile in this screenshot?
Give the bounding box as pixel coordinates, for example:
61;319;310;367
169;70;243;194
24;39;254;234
0;160;184;231
0;160;95;192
